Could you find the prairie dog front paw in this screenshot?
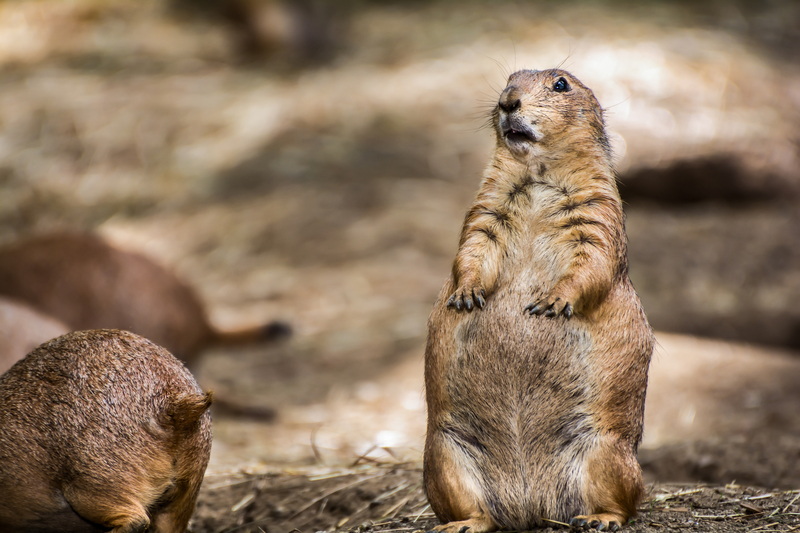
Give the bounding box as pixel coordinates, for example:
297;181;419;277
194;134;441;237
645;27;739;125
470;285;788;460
525;290;574;318
447;283;486;312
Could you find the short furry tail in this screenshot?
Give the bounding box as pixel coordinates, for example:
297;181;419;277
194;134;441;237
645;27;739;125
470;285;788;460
166;391;214;432
210;321;292;346
211;396;277;421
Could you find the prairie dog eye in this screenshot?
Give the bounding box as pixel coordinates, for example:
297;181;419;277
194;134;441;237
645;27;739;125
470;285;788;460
553;77;570;92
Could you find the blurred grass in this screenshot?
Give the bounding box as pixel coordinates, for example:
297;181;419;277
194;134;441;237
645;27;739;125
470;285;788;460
0;0;799;466
1;0;799;337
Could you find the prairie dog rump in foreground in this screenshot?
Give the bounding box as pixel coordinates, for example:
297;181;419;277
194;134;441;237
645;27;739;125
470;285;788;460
0;329;213;533
424;69;654;533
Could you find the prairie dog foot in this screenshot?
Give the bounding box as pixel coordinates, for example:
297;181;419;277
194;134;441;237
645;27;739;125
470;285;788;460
569;513;624;531
111;517;150;533
427;515;496;533
447;283;486;312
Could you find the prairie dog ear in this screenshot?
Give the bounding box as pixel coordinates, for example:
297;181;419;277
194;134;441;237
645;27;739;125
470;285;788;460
162;391;214;432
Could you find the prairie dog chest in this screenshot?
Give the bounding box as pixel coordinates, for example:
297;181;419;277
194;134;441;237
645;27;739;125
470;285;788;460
493;172;595;289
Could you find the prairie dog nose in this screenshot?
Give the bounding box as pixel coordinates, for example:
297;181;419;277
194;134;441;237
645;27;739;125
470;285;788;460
498;85;521;113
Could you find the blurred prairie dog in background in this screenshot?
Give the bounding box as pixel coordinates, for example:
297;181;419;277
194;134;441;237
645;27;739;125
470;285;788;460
424;69;654;532
0;329;212;533
170;0;340;62
0;231;290;367
0;296;69;374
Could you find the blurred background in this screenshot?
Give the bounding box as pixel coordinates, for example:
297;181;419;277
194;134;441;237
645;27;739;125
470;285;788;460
0;0;799;485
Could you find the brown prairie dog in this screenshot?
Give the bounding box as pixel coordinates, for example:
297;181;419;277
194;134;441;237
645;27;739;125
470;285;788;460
0;296;70;374
0;329;213;533
424;69;654;532
0;232;291;366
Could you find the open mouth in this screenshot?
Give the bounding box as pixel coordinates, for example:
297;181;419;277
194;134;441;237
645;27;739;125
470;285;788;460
504;128;535;144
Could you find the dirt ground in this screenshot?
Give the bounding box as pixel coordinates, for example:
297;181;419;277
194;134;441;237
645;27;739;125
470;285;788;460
189;330;800;531
0;0;799;531
190;466;800;533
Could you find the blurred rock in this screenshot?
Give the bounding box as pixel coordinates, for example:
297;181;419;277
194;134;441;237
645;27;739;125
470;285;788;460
619;155;798;205
641;332;800;487
627;206;800;350
640;435;800;488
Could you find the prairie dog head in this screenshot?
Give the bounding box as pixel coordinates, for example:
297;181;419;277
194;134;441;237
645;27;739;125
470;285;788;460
492;69;609;165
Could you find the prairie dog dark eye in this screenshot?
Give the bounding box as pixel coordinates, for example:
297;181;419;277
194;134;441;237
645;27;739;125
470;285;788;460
553;77;570;92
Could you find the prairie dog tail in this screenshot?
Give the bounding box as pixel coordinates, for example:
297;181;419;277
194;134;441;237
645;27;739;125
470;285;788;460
209;320;292;347
203;321;290;421
211;396;277;421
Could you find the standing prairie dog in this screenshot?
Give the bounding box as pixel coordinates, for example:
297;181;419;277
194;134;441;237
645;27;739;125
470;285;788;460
0;329;213;533
424;69;654;532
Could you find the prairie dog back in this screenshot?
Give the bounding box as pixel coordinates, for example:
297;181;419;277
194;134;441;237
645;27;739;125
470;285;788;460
0;329;213;533
0;233;212;362
0;232;291;365
424;69;654;533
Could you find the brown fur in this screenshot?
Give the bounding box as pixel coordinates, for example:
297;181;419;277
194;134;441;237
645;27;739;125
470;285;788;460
424;69;654;532
0;296;70;374
0;329;213;533
0;232;290;366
